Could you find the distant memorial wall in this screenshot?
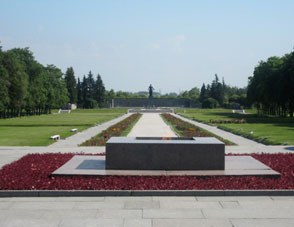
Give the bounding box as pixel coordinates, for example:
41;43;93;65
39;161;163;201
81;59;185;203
111;98;197;108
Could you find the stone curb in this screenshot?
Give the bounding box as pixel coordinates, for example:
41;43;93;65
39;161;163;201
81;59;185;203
1;190;294;197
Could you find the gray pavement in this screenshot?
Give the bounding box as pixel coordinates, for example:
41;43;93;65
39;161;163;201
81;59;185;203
1;112;294;226
1;196;294;227
127;113;177;137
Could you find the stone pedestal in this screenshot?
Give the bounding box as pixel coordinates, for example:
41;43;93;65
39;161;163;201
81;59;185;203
106;137;225;170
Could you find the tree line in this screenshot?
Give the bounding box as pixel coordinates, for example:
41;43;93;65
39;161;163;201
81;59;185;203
0;46;69;118
247;50;294;117
0;45;108;118
199;74;247;108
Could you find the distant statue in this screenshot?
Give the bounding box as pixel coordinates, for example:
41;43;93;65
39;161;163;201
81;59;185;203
148;84;154;98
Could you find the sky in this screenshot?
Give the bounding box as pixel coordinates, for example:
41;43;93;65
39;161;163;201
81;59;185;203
1;0;294;94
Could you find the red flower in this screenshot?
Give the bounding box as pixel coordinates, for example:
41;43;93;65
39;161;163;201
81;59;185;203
0;153;294;190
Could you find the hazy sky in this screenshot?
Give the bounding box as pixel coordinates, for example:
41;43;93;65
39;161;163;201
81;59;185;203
1;0;293;93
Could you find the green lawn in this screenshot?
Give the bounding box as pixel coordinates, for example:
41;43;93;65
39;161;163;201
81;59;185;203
0;108;127;146
176;108;294;145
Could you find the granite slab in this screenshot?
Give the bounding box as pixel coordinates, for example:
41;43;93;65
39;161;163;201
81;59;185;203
52;155;280;177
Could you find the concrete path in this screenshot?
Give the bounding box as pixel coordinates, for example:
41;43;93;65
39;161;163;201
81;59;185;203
50;113;131;148
127;113;177;137
173;113;294;154
1;196;294;227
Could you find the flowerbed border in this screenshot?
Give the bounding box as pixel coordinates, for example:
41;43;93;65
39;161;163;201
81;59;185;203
1;190;294;197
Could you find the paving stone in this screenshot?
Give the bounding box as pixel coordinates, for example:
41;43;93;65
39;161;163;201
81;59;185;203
9;197;57;202
143;209;203;219
231;218;294;227
238;200;294;209
202;207;294;219
0;209;44;219
271;196;294;201
96;209;142;219
152;218;233;227
124;219;152;227
73;201;124;209
160;200;222;209
59;218;124;227
41;209;98;219
0;201;13;209
10;201;76;210
1;218;59;227
124;201;160;209
220;201;241;209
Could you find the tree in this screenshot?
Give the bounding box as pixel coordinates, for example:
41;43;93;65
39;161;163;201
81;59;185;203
64;67;77;104
87;71;95;99
199;84;206;103
0;48;10;116
210;74;224;106
3;50;28;117
81;75;89;108
77;78;83;107
247;50;294;117
0;45;70;118
282;51;294;117
95;74;106;107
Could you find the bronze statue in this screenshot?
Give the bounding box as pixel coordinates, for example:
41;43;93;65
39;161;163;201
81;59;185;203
148;84;154;98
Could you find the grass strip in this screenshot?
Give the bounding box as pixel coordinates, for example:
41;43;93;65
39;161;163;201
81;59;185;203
161;113;235;145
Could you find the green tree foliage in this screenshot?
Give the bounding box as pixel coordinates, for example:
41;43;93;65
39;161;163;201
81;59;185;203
0;46;69;118
78;72;107;108
95;74;106;107
77;77;83;107
199;75;246;109
247;50;294;117
64;67;77;104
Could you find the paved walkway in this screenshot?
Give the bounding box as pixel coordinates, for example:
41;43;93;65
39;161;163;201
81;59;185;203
128;113;177;137
173;113;294;154
1;196;294;227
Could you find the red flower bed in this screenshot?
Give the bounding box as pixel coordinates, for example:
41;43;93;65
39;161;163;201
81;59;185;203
162;114;234;145
81;113;140;146
0;153;294;190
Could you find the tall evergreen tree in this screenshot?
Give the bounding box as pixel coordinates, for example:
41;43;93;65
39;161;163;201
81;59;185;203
199;83;206;103
76;77;83;107
81;75;89;108
95;74;106;107
87;71;95;100
64;67;77;104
